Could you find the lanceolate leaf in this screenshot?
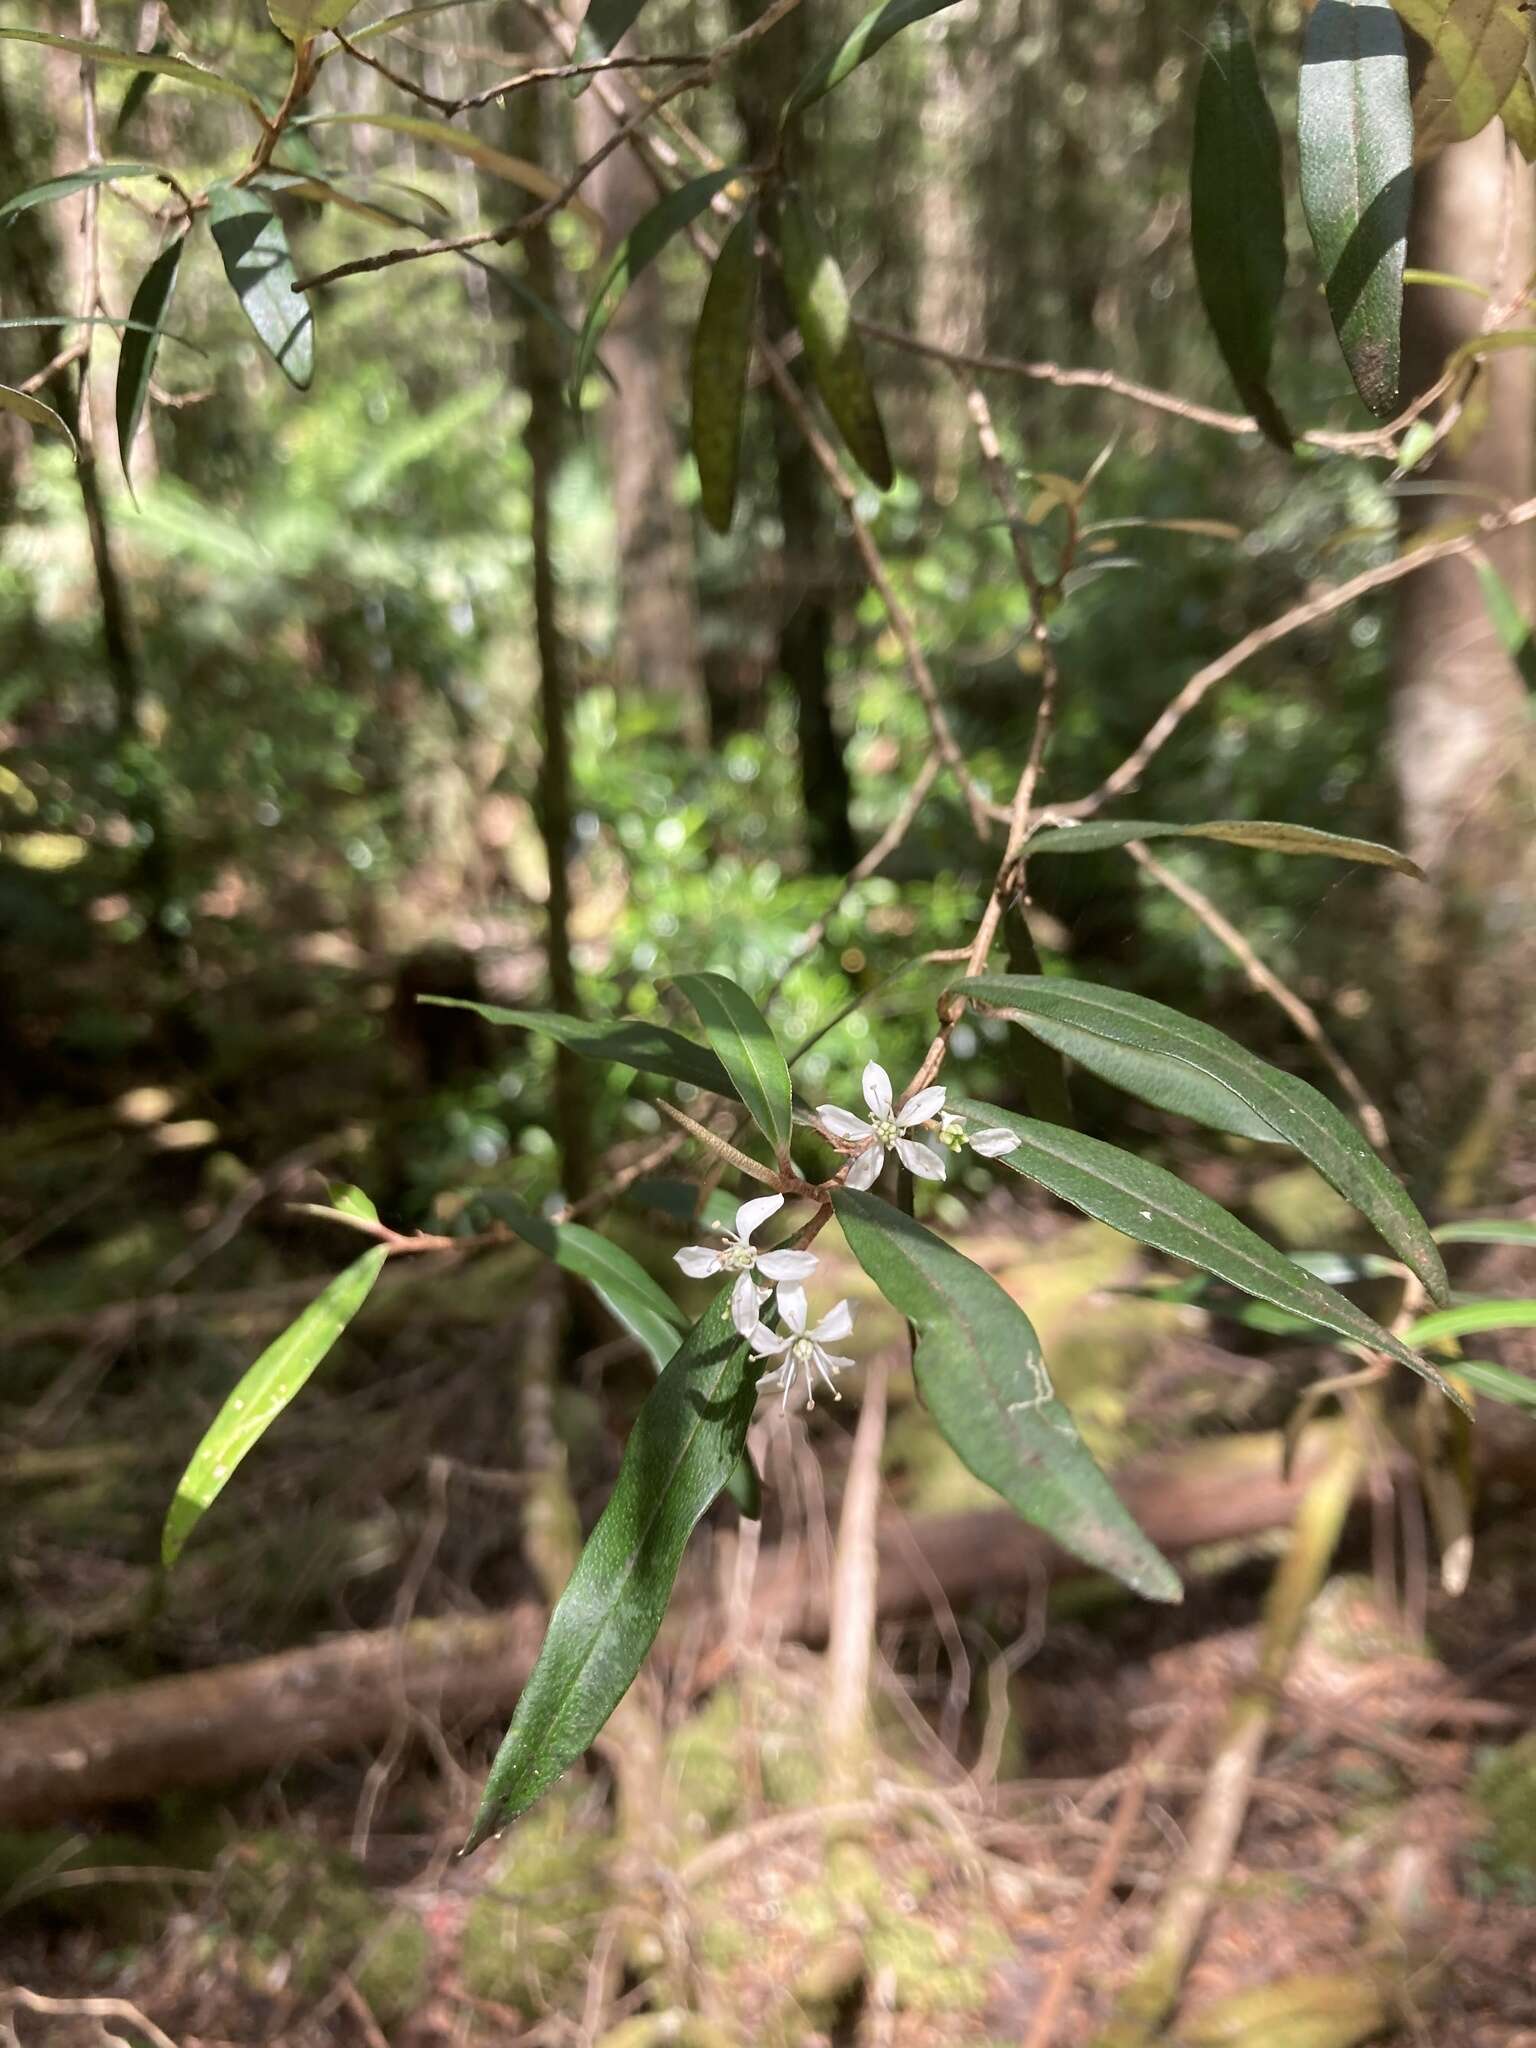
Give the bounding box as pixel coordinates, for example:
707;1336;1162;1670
1026;817;1422;875
0;383;78;456
834;1190;1181;1601
673;971;793;1163
483;1195;686;1369
571;0;652;93
1299;0;1414;415
0;162;164;228
1471;552;1536;691
1393;0;1531;155
782;0;962;124
269;0;362;39
1189;2;1292;449
420;996;735;1096
691;208;758;534
162;1245;387;1564
778;192;893;488
1454;1359;1536;1406
1407;1298;1536;1345
0;31;263;112
946;1101;1462;1408
572;169;738;401
948;977;1451;1308
466;1285;754;1845
1434;1217;1536;1246
207;185;315;388
116;232;187;486
297;114;604;237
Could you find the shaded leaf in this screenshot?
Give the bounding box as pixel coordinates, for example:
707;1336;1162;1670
0;31;263;111
207;184;315;388
946;1100;1462;1407
572;168;738;401
778;191;892;488
484;1195;686;1368
1299;0;1414;415
114;51;165;140
1471;552;1536;691
1434;1217;1536;1246
834;1189;1180;1600
297;113;604;237
1407;1298;1536;1344
691;207;758;533
1393;0;1531;154
673;971;793;1163
1499;62;1536;155
466;1285;754;1844
270;0;362;38
254;169;416;230
421;996;734;1096
162;1245;387;1564
1025;816;1422;876
1455;1358;1536;1406
571;0;652;93
0;383;77;456
1190;2;1292;449
116;231;186;486
947;976;1451;1307
0;161;165;228
783;0;962;124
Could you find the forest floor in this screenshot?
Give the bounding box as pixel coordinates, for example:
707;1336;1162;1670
5;1028;1536;2048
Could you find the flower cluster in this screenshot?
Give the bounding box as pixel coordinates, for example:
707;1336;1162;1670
815;1062;1019;1186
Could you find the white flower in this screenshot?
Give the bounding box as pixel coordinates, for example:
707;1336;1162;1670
815;1062;948;1188
937;1112;1020;1160
674;1192;821;1337
749;1284;857;1411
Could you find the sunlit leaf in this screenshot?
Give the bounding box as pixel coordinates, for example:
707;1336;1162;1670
1434;1216;1536;1246
0;382;77;456
162;1244;387;1564
1454;1358;1536;1405
691;207;758;534
1471;551;1536;691
465;1284;754;1845
116;232;186;486
0;161;166;228
1407;1298;1536;1344
778;191;892;488
269;0;362;39
1393;0;1531;155
1189;2;1292;449
207;184;315;388
673;971;793;1163
948;976;1451;1307
1025;816;1422;876
299;113;603;238
1299;0;1414;415
422;996;734;1096
834;1189;1181;1600
1499;62;1536;155
783;0;962;124
0;30;263;112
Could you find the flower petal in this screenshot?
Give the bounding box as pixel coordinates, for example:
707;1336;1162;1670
843;1140;885;1190
734;1192;785;1242
675;1245;723;1278
817;1105;874;1144
808;1297;855;1345
816;1350;856;1374
968;1125;1022;1158
775;1282;810;1334
898;1084;946;1127
749;1323;790;1358
861;1062;894;1118
731;1269;766;1336
756;1248;820;1282
895;1135;948;1181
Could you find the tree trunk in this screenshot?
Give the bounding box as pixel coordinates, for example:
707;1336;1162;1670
1391;127;1536;1195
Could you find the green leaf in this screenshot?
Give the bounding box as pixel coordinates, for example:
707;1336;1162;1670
269;0;362;38
296;113;605;237
949;976;1451;1309
0;383;78;455
116;232;186;486
571;0;652;93
466;1284;754;1845
330;1184;380;1221
1407;1298;1536;1345
672;971;793;1164
1299;0;1414;416
1499;62;1536;156
946;1100;1463;1409
0;161;164;228
691;208;758;534
1434;1217;1536;1246
778;192;893;489
1393;0;1531;154
420;996;734;1096
572;168;738;402
483;1195;686;1369
1189;2;1293;449
1454;1358;1536;1406
782;0;963;124
0;31;263;112
114;52;164;140
162;1245;387;1564
1026;816;1422;876
1471;552;1536;692
207;185;315;389
833;1190;1180;1600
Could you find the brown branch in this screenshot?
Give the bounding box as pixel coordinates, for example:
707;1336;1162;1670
3;1990;178;2048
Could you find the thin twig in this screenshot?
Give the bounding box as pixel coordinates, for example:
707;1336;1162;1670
3;1989;178;2048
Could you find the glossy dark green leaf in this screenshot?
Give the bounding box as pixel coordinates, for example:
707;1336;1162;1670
207;185;314;389
1026;816;1422;876
116;232;187;486
1453;1358;1536;1406
673;971;793;1163
465;1284;754;1845
0;383;77;456
782;0;962;124
1299;0;1413;415
0;161;163;228
114;45;164;140
778;192;892;488
1406;1298;1536;1345
571;0;652;93
1190;2;1292;449
946;1100;1463;1410
162;1245;387;1564
949;976;1450;1308
0;30;263;111
572;169;739;402
483;1195;686;1369
834;1189;1180;1600
1472;553;1536;691
691;208;758;534
420;996;734;1096
1394;0;1530;154
1434;1217;1536;1246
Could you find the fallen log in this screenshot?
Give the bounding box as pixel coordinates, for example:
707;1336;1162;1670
0;1427;1408;1828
